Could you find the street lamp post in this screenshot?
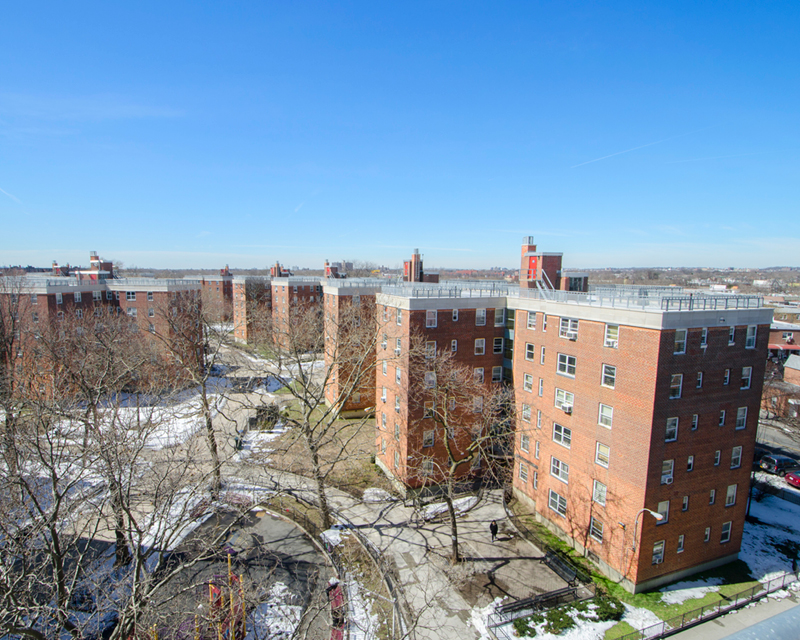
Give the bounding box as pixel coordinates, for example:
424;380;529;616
631;508;664;551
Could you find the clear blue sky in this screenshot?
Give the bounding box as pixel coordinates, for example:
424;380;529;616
1;2;798;271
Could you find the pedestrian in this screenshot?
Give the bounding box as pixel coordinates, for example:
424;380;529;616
792;556;797;575
490;520;498;542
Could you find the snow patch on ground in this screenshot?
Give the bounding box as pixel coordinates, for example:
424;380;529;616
423;495;478;520
739;496;800;582
321;527;344;547
245;582;302;640
469;597;506;639
754;471;800;497
622;603;662;630
235;424;290;463
659;577;724;605
362;488;395;503
345;574;379;640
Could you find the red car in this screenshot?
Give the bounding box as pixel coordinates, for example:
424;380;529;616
785;472;800;489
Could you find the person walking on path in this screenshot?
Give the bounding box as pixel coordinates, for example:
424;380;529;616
490;520;499;542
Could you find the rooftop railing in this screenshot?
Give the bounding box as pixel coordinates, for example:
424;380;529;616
381;281;513;299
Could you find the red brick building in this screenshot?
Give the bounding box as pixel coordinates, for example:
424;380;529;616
232;276;271;344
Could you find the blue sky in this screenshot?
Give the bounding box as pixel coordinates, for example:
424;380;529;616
1;2;798;270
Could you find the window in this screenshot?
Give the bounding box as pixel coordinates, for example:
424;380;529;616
31;293;38;304
424;371;436;388
527;311;537;330
474;339;485;355
542;314;548;331
726;484;737;507
724;369;730;385
106;291;113;300
423;430;434;447
745;325;757;349
604;324;619;348
491;366;502;383
521;404;531;422
677;535;685;553
394;423;400;440
550;457;569;483
494;308;505;327
687;455;694;471
559;317;579;339
709;489;716;505
741;367;752;390
383;361;388;376
523;374;534;392
75;309;83;319
540;346;546;365
424;401;435;418
590;518;604;543
674;329;687;354
704;527;711;542
602;364;616;388
719;410;726;426
381;333;388;350
662;459;674;483
735;407;747;430
474;368;484;383
669;374;683;399
533;471;539;489
72;291;82;303
665;418;678;442
57;311;64;321
721;521;732;543
538;378;544;397
147;291;154;301
476;309;487;326
728;326;736;345
555;388;574;410
557;354;576;377
381;386;387;402
548;490;567;517
537;410;542;428
593;480;607;506
396;308;402;325
691;414;699;430
394;450;400;469
493;337;504;354
426;310;437;328
127;308;137;317
32;312;38;323
425;341;436;359
696;371;703;388
148;323;155;333
553;424;571;448
521;434;530;452
682;496;689;511
56;293;63;304
381;412;387;428
452;309;459;322
148;308;154;318
525;343;535;361
451;339;457;352
535;441;540;459
598;404;613;428
701;327;708;347
381;438;386;455
731;446;742;469
519;462;529;482
714;450;721;466
652;541;665;565
421;459;434;475
596;443;610;468
657;500;669;523
126;291;136;301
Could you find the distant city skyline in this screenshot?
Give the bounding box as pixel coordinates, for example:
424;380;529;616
2;2;798;270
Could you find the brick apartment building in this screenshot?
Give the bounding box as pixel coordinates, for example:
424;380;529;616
232;276;271;344
193;265;234;320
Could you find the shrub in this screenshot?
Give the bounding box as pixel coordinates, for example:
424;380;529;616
594;594;625;621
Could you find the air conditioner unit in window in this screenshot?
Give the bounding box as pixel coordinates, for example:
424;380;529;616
394;348;401;356
606;340;618;348
661;476;673;485
567;332;578;341
561;405;573;414
653;558;663;565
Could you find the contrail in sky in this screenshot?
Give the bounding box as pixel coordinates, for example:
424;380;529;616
0;187;21;203
571;125;718;169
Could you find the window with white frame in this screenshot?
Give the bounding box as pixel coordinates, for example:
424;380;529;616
474;339;485;355
724;368;730;385
704;527;711;542
521;404;531;422
451;339;458;352
548;490;567;517
657;500;669;523
553;423;571;448
147;291;154;301
74;292;82;302
491;366;502;383
527;311;537;330
148;308;154;317
741;367;752;389
731;446;742;468
127;308;137;317
665;417;678;442
473;396;483;412
745;325;756;349
394;450;400;469
539;378;544;397
602;364;616;388
533;471;539;489
559;317;579;338
56;293;63;304
674;329;687;354
535;440;540;459
396;308;402;325
381;438;386;454
714;450;721;466
557;353;576;377
494;337;504;354
30;293;38;304
652;540;665;564
523;374;533;392
700;327;708;347
728;326;735;345
719;410;726;426
396;337;402;354
596;442;610;467
476;309;487;326
425;341;436;359
396;367;402;383
423;430;434;447
424;401;435;418
709;489;716;505
677;535;685;553
669;374;683;399
604;324;619;348
537;409;542;428
106;291;113;300
395;396;400;413
148;323;155;333
735;407;747;429
525;343;535;361
126;291;136;301
474;368;484;383
75;309;83;319
687;455;694;471
721;521;732;543
494;308;505;327
381;412;387;428
696;371;703;388
682;496;689;511
542;314;548;331
521;434;530;452
381;386;387;402
555;388;574;410
662;459;674;483
452;309;459;322
422;459;434;475
424;371;436;388
726;484;737;506
598;404;613;428
540;346;546;364
592;480;607;506
519;462;528;482
382;361;388;376
590;517;604;543
394;423;400;440
426;310;437;328
550;457;569;483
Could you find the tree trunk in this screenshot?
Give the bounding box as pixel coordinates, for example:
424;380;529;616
201;386;222;499
309;443;333;530
445;477;460;563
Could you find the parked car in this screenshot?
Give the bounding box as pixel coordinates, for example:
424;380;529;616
785;472;800;489
760;455;800;477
